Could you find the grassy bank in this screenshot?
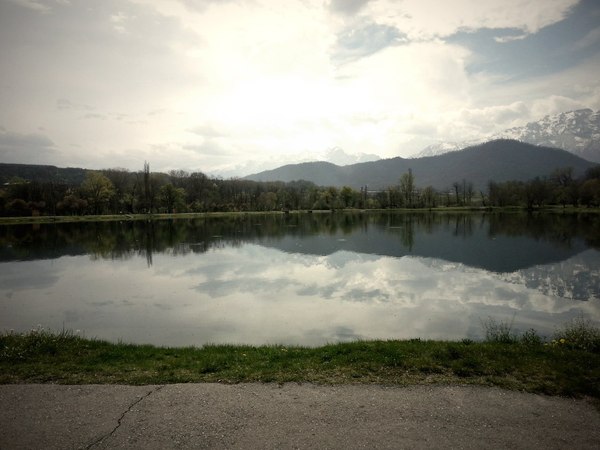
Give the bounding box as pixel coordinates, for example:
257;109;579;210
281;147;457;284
1;206;598;225
0;211;288;225
1;320;599;398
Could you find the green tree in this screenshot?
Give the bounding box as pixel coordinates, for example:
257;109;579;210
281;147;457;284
104;168;133;213
400;169;415;207
257;191;277;211
585;165;600;180
551;167;574;186
524;177;549;209
551;166;577;207
142;162;152;212
159;184;186;213
463;180;474;206
579;179;600;207
6;198;30;216
340;186;355;208
325;186;341;209
57;193;87;215
81;172;115;215
488;180;523;207
421;186;436;208
452;181;461;206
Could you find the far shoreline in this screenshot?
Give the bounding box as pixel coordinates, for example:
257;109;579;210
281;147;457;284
1;205;599;225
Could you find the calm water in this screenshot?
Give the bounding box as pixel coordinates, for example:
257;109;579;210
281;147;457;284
1;212;599;347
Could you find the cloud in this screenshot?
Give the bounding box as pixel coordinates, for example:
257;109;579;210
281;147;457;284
0;130;58;164
182;140;234;158
80;113;107;120
329;0;371;16
332;20;408;62
56;98;94;111
0;262;60;290
109;11;129;34
573;26;600;50
323;147;380;165
176;0;239;13
494;33;529;43
530;95;589;118
188;123;228;138
0;130;53;148
7;0;51;13
452;102;531;135
363;0;579;41
0;0;596;173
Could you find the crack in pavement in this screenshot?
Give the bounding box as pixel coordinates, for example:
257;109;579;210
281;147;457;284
85;385;164;449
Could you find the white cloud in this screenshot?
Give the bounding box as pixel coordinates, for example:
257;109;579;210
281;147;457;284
494;33;529;43
448;102;531;137
109;11;129;34
363;0;578;40
530;95;589;119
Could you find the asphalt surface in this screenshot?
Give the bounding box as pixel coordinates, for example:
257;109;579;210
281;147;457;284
1;383;599;449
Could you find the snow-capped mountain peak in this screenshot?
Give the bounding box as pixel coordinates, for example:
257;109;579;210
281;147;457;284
412;109;600;163
413;139;483;158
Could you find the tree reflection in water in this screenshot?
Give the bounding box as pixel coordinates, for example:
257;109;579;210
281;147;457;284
0;211;598;272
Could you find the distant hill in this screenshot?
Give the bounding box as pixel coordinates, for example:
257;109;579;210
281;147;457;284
245;139;597;190
0;163;88;185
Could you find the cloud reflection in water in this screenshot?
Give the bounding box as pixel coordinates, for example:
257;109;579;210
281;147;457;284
2;241;597;347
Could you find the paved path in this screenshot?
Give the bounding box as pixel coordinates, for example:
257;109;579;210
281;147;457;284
1;383;599;449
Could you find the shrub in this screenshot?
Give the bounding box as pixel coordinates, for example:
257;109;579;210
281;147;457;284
521;328;543;346
482;317;518;344
553;317;600;353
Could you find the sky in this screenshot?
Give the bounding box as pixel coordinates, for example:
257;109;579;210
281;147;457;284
0;0;599;177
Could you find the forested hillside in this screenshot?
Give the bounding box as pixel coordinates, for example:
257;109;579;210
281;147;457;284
246;140;596;190
0;163;87;185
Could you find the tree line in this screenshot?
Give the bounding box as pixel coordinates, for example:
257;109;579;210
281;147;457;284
1;163;599;217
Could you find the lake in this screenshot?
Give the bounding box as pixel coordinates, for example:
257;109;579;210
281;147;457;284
1;211;599;347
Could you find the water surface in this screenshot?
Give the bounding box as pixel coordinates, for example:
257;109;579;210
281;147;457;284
1;212;598;346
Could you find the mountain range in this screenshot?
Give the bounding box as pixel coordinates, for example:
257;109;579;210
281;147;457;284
3;109;599;192
415;109;600;163
245;139;596;191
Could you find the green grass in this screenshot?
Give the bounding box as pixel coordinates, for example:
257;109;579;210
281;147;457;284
1;322;599;399
1;205;598;225
0;211;293;225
